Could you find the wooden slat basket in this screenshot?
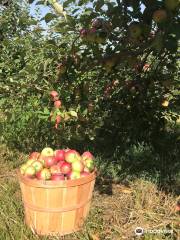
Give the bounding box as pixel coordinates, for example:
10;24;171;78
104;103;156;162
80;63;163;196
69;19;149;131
18;171;96;236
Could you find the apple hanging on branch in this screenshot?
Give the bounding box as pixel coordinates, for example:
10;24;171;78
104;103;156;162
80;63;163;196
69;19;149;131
152;9;168;24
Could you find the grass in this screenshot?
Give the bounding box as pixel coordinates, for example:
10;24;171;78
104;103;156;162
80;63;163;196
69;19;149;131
0;144;179;240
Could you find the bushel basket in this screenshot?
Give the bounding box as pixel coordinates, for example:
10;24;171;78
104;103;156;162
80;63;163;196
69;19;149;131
18;170;96;236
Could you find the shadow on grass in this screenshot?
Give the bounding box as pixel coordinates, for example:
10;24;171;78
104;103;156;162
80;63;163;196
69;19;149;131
93;129;180;196
2;121;180;196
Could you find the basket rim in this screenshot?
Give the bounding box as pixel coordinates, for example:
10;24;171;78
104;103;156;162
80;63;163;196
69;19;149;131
17;169;97;188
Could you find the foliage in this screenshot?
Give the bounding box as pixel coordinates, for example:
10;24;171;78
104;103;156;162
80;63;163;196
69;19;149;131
0;0;179;158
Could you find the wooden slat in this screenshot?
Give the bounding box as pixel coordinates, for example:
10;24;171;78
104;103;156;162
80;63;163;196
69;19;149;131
61;210;76;233
74;206;85;229
48;212;62;233
18;170;96;236
64;186;78;207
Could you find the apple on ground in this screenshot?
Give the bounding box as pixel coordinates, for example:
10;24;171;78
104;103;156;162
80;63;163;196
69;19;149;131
80;171;90;178
60;162;72;174
29;152;40;160
50;165;62;174
65;150;81;163
20;164;28;175
82;151;94;162
31;161;43;172
51;174;65;181
54;149;65;162
24;166;36;178
68;171;81;180
41;147;54;157
44;156;57;168
72;161;84;173
36;168;51;180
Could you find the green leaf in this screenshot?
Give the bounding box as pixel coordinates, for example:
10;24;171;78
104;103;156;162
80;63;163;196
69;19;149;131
28;0;35;3
69;110;78;117
43;107;50;114
36;0;46;5
78;0;90;6
83;109;88;115
94;0;104;12
42;13;57;23
63;0;73;8
66;15;76;27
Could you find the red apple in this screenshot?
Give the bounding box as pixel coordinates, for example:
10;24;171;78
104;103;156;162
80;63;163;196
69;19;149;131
72;161;84;173
153;9;167;23
143;63;150;72
31;161;43;172
41;147;54;157
54;100;62;108
55;115;61;124
55;115;61;128
60;162;72;174
57;160;66;168
24;166;36;178
81;171;90;178
51;174;65;181
91;18;103;29
50;90;59;101
65;150;81;163
80;28;88;38
68;171;81;180
44;156;57;168
50;165;62;174
29;152;40;160
54;149;65;162
82;151;94;161
36;168;51;180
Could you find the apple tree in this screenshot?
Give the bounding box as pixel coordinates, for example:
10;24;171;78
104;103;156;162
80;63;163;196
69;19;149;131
1;0;179;155
33;0;180;150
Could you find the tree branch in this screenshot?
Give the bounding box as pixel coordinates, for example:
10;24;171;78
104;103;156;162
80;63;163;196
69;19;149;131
48;0;67;19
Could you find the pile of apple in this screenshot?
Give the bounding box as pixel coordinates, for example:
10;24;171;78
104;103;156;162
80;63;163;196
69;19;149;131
19;148;95;181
